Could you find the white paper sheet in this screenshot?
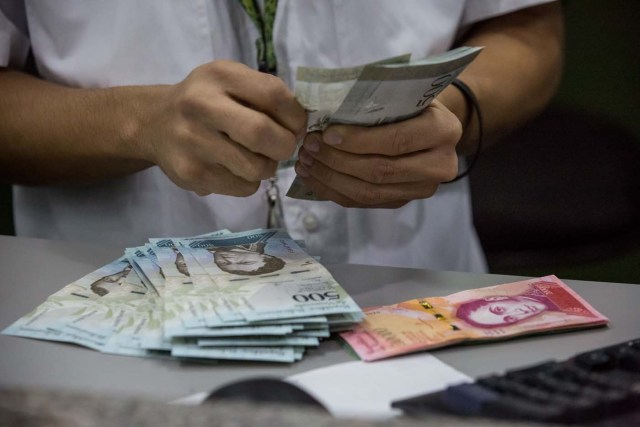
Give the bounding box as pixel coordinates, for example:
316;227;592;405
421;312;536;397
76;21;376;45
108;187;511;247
286;353;471;420
171;354;471;420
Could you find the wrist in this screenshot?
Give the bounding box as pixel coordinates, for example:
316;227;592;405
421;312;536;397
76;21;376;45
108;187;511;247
438;81;476;156
112;84;169;166
447;78;484;182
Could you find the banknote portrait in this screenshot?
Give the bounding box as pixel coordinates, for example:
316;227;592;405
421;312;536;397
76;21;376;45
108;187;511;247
173;247;190;277
208;242;285;276
455;295;554;329
89;265;132;297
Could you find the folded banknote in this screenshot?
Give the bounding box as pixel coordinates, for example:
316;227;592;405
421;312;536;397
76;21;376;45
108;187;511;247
286;46;483;200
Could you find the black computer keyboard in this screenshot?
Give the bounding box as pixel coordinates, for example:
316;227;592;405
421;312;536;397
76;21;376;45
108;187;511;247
392;338;640;426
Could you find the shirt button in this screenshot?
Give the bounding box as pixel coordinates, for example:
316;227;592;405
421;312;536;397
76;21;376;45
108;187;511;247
302;214;319;231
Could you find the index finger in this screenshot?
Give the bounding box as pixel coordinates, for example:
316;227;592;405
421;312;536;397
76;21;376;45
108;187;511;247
222;64;307;137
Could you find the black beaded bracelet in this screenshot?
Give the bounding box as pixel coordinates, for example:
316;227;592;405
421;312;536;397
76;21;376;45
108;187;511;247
446;78;483;183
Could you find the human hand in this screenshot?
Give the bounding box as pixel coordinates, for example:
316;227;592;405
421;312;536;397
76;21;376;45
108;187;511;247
140;61;306;196
293;100;462;208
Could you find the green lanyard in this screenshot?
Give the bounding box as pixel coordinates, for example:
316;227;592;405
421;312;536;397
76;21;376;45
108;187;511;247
236;0;279;74
236;0;286;230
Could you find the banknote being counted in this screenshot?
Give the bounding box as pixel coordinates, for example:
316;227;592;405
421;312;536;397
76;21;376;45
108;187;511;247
340;276;609;362
287;46;483;200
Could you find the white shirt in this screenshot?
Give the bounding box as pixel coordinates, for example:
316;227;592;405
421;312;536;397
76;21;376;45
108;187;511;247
1;0;550;272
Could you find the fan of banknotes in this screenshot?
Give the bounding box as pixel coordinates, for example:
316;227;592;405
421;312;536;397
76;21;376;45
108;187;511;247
3;229;363;363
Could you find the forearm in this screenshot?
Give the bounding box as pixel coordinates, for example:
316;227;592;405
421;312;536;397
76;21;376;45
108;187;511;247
0;61;306;195
438;2;564;155
0;69;160;185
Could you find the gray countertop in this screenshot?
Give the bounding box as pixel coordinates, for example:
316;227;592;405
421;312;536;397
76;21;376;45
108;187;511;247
1;234;638;404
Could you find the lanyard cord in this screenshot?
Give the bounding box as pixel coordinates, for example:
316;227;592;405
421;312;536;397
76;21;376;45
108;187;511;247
236;0;285;229
236;0;279;74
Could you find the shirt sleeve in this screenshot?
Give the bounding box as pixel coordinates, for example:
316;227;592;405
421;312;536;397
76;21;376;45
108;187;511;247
462;0;557;26
0;0;30;68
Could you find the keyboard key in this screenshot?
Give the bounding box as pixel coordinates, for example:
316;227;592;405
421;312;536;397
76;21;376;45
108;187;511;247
616;347;640;372
575;350;616;371
483;395;565;422
439;383;500;416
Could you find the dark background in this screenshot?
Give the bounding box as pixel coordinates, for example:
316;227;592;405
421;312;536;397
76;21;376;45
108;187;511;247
469;0;640;284
547;0;640;284
1;0;638;283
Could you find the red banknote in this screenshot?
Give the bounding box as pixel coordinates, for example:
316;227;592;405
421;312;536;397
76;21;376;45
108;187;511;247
340;275;609;361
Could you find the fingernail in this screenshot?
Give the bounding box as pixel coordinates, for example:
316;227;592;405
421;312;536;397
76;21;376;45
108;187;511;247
299;149;314;167
295;163;310;177
304;134;320;153
323;129;342;145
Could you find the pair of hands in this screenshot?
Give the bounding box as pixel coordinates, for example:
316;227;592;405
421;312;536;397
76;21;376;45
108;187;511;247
144;61;461;207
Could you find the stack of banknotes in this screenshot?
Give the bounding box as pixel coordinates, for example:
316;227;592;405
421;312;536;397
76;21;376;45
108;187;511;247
340;275;609;362
3;229;363;363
